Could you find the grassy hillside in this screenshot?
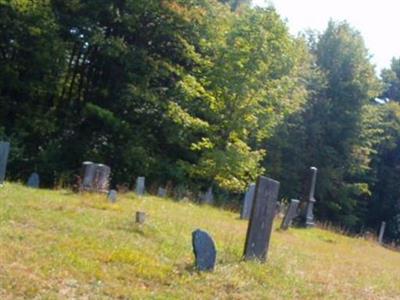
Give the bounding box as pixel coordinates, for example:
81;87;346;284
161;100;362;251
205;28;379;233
1;183;399;299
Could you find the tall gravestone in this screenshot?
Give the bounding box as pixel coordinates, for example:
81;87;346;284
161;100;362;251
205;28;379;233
244;176;280;262
280;199;300;230
378;221;386;245
27;172;40;188
136;177;145;196
0;141;10;185
192;229;217;271
299;166;317;228
241;183;256;219
81;161;96;190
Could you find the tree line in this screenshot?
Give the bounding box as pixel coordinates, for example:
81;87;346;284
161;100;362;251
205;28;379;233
1;0;400;243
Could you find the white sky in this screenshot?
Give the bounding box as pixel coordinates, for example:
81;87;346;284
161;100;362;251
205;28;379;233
252;0;400;73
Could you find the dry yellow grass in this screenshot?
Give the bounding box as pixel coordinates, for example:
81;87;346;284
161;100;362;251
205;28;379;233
1;182;400;299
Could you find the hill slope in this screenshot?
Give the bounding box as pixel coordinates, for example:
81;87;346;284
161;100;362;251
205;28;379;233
0;183;399;299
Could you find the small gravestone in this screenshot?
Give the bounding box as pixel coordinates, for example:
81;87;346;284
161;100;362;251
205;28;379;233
135;177;145;196
107;189;117;203
157;187;167;197
378;221;386;245
27;172;40;188
0;141;10;185
241;183;256;219
244;176;280;262
192;229;217;271
136;211;146;224
298;166;317;228
281;199;300;230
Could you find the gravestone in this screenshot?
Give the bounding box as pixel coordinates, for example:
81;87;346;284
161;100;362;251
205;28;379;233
93;164;111;192
244;176;280;262
378;221;386;245
27;172;40;188
280;199;300;230
135;177;145;196
201;187;214;204
299;166;318;228
81;162;111;192
192;229;217;271
108;189;117;203
241;183;256;219
157;187;167;198
136;211;146;224
0;141;10;185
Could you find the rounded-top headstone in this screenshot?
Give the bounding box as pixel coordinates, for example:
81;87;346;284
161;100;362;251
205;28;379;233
192;229;217;271
27;172;40;188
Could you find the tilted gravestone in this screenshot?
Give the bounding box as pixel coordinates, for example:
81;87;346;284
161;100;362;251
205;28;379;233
244;176;280;262
299;167;317;228
157;187;167;198
27;172;40;188
81;162;111;193
378;221;386;245
135;177;145;196
136;211;146;224
107;189;117;203
192;229;217;271
280;199;300;230
241;183;256;219
0;141;10;185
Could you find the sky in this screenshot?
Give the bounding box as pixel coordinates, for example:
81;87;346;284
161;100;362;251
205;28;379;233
252;0;400;73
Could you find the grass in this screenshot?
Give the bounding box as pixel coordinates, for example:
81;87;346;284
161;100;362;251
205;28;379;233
1;182;400;299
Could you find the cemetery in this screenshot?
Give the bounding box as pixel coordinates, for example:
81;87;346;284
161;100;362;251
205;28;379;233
2;0;400;298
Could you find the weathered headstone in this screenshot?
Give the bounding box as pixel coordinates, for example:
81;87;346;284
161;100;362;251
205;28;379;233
27;172;40;188
192;229;217;271
81;162;111;193
280;199;300;230
244;176;280;262
107;189;117;203
0;141;10;185
136;211;146;224
378;221;386;245
241;183;256;219
299;166;318;228
157;187;167;198
93;164;111;192
135;177;145;196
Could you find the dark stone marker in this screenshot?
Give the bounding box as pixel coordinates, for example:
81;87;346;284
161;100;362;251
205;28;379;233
108;189;117;203
192;229;217;271
0;141;10;185
157;187;167;198
300;167;317;228
378;221;386;245
280;199;300;230
241;183;256;219
81;161;95;190
136;177;145;196
136;211;146;224
244;176;280;262
27;172;40;188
